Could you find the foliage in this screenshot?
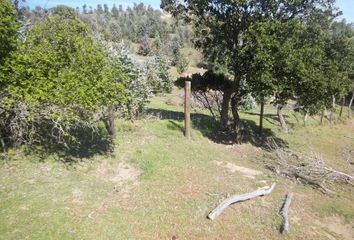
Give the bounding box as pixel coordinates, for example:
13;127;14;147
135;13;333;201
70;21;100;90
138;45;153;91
295;18;354;114
79;3;169;43
0;0;19;74
0;16;127;148
49;5;78;19
176;70;232;120
176;56;189;75
110;44;152;119
170;36;181;66
162;0;346;138
145;55;172;94
239;95;257;111
138;35;151;56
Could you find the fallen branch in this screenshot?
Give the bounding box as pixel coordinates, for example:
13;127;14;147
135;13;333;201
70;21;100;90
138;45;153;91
280;193;293;234
264;144;354;193
207;183;276;220
275;168;330;193
322;166;353;180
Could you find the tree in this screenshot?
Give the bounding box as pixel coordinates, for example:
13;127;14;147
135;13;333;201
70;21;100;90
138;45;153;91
162;0;337;141
176;71;233;124
294;16;354;124
138;35;151;56
176;56;189;75
96;4;103;15
0;0;19;70
82;4;87;14
103;4;109;14
0;0;19;149
0;16;127;147
170;36;181;66
117;45;152;119
49;5;77;19
111;4;119;18
146;55;172;94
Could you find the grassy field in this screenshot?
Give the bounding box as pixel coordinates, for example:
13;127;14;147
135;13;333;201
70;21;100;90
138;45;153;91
1;88;354;239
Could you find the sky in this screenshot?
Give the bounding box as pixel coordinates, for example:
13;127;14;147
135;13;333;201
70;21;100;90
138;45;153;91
26;0;354;23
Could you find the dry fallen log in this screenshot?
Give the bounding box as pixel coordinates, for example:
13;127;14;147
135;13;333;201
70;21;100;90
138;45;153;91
208;183;276;220
280;193;293;234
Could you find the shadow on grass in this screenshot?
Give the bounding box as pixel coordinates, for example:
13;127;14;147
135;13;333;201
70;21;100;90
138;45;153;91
146;108;288;149
24;125;113;164
244;112;288;125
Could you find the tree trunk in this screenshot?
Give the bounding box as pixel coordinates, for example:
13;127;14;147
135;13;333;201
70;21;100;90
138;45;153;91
339;97;345;117
329;95;336;124
349;92;354;118
320;110;324;126
259;101;265;135
104;106;116;138
221;90;231;129
231;96;241;143
0;132;5;152
277;104;288;133
304;111;309;127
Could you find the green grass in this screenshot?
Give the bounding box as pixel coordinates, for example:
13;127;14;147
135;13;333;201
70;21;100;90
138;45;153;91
1;90;354;239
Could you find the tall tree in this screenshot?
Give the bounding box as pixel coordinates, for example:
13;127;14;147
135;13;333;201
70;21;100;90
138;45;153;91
162;0;337;141
82;4;87;14
0;0;19;70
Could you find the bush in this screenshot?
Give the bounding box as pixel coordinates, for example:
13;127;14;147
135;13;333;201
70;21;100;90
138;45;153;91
176;57;189;75
0;16;126;148
146;55;172;94
118;46;152;118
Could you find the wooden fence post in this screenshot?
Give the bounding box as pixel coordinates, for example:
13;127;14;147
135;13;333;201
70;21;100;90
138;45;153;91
184;81;191;139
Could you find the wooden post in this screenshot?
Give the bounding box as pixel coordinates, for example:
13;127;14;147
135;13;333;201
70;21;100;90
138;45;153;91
184;81;191;139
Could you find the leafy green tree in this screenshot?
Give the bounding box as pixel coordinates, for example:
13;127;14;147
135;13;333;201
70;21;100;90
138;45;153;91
0;0;19;149
49;5;77;19
162;0;337;141
146;55;172;94
0;16;126;147
176;56;189;75
294;17;354;123
0;0;19;72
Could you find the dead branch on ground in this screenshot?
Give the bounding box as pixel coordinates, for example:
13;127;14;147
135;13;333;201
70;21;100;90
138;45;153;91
264;138;354;193
208;183;276;220
280;193;293;234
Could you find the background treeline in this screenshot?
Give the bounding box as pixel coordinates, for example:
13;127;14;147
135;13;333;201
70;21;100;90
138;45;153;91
18;2;193;61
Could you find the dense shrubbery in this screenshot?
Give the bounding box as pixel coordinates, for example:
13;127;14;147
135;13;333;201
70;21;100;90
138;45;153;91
0;12;127;149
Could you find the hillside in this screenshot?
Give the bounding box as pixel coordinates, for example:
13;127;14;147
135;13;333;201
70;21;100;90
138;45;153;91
1;89;353;240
